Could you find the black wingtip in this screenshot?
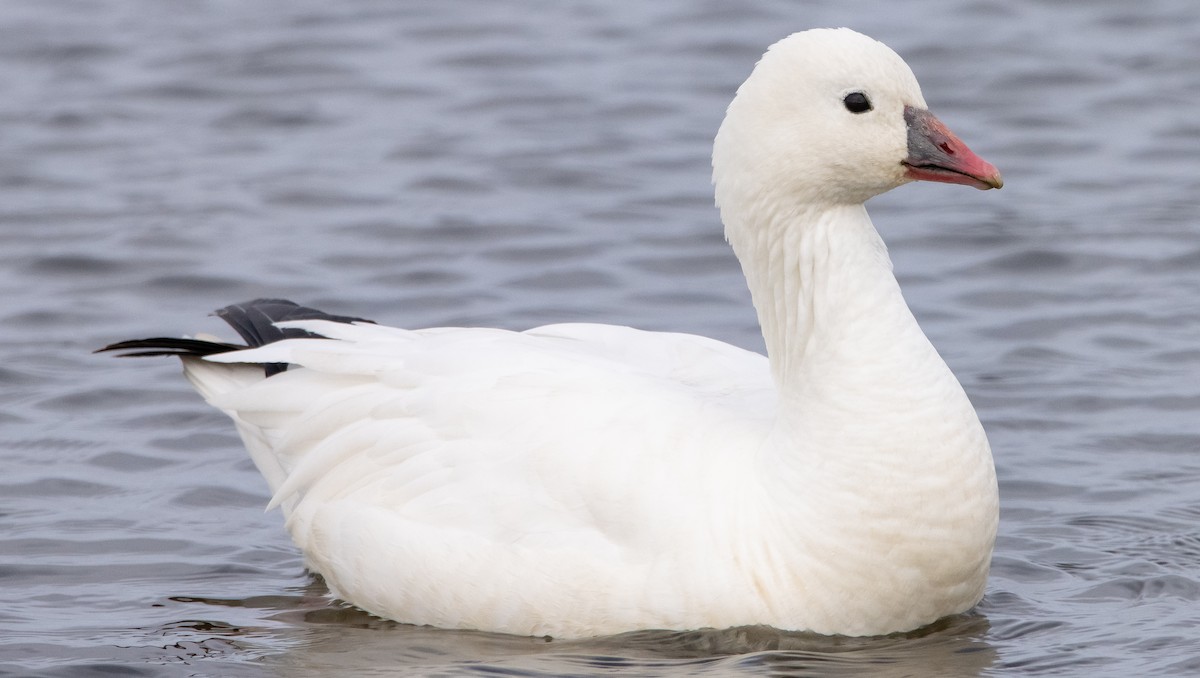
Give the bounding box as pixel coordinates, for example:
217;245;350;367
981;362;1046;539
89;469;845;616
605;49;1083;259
99;299;377;377
214;298;375;349
95;337;242;358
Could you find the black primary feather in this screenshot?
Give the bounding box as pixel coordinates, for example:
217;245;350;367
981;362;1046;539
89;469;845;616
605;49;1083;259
97;298;376;377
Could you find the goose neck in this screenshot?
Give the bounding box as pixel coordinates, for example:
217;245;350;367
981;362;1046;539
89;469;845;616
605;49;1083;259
727;202;925;396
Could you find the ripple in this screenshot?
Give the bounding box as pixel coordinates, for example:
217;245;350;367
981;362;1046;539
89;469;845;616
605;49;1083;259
0;477;116;498
1074;575;1200;602
88;451;176;471
5;1;1200;677
22;254;124;275
507;268;617;290
213;106;333;129
144;274;248;294
171;486;268;509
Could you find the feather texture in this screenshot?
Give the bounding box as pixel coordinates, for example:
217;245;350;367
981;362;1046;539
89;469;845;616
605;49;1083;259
101;28;1001;638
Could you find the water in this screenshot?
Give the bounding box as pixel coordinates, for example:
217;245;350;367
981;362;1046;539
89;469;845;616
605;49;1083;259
2;0;1199;675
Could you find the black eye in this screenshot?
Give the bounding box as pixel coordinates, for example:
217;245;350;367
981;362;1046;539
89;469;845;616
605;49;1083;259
843;91;872;114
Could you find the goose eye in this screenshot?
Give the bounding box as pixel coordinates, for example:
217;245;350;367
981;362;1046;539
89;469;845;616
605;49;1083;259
843;92;872;114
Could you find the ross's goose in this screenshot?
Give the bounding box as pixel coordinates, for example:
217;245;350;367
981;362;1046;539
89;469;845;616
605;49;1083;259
102;28;1002;638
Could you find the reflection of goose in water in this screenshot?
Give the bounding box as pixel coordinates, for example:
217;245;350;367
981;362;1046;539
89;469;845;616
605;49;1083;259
160;585;996;677
103;28;1002;638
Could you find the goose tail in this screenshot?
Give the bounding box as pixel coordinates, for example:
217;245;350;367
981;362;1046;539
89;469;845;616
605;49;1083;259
98;298;377;501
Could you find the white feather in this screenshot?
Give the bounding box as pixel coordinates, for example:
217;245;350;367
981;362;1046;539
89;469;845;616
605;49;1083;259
174;28;999;638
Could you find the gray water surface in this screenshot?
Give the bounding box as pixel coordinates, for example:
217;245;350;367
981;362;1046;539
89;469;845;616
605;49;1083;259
3;1;1200;676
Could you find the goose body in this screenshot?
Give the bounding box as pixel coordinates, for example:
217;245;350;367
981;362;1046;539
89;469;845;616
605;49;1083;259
104;28;1002;638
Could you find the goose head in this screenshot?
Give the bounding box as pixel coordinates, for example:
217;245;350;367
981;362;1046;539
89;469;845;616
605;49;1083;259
713;28;1002;215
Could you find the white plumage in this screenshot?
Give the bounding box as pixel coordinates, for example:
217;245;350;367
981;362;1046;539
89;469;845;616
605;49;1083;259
112;28;1003;638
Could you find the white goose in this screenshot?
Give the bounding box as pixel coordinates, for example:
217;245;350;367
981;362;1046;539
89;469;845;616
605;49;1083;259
103;28;1002;638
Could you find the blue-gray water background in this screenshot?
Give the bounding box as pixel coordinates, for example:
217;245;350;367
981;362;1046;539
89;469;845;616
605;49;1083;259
2;1;1199;676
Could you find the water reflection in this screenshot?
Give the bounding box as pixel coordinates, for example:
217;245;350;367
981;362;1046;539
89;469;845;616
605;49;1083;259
153;580;995;676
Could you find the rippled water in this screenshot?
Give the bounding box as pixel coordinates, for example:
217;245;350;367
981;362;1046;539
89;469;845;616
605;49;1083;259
3;0;1199;676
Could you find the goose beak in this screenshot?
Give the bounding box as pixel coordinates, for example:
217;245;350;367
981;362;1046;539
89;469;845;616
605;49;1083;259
902;106;1003;190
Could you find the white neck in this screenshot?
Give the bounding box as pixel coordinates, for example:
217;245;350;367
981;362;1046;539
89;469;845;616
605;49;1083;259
727;202;934;397
723;198;990;488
